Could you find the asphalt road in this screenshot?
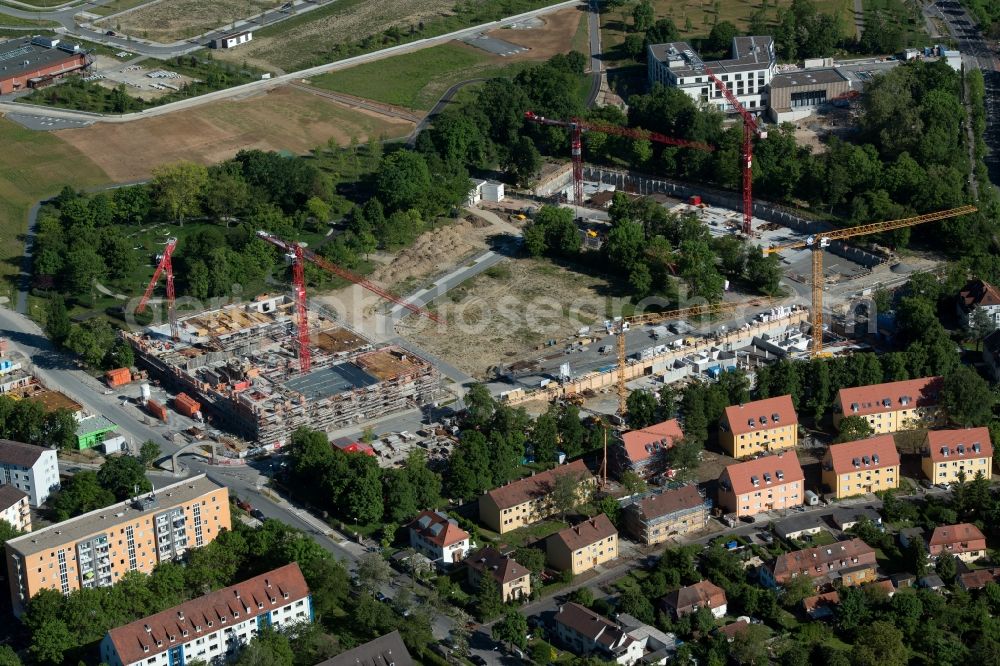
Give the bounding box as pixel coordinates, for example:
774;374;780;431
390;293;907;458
586;0;602;107
406;78;487;147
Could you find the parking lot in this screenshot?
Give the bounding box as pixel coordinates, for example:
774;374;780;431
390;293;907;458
88;55;196;100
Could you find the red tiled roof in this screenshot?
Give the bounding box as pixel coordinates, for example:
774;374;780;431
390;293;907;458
769;538;876;584
723;395;797;436
824;435;899;474
550;513;617;552
958;567;1000;590
802;591;840;613
718;452;804;497
621;419;683;464
483;460;592;510
108;564;309;666
837;377;941;418
925;428;993;462
466;547;530;585
408;511;469;547
663;580;727;614
718;619;749;640
629;485;704;522
960;279;1000;308
928;523;986;556
863;580;896;597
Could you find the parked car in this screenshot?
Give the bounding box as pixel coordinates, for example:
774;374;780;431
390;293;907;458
470;656;487;666
236;499;252;512
250;509;265;521
105;30;116;36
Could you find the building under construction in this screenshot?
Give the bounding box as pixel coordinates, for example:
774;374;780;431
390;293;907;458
125;294;439;447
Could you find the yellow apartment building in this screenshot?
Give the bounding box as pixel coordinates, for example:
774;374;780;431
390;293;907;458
478;460;593;534
921;428;993;484
5;475;230;616
835;377;942;434
717;452;805;518
546;514;618;576
822;435;900;498
719;395;798;459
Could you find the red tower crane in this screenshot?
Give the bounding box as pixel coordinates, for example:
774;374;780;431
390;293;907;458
255;231;441;374
137;237;179;341
701;66;767;235
523;111;715;207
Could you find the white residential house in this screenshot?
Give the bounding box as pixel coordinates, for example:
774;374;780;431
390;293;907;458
554;603;676;666
0;439;59;507
0;485;30;532
100;564;312;666
407;510;471;565
647;36;777;113
957;279;1000;328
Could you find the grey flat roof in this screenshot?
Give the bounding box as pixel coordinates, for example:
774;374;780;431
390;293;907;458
770;68;849;88
283;362;377;399
0;37;85;81
6;475;223;557
316;631;414;666
76;414;117;435
649;36;774;77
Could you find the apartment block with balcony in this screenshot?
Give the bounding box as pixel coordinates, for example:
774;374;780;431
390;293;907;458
478;460;594;534
717;452;804;519
822;435;900;498
546;514;618;576
5;474;230;616
100;563;311;666
921;427;993;484
719;395;798;459
0;486;30;533
622;485;709;545
0;439;60;507
834;377;942;434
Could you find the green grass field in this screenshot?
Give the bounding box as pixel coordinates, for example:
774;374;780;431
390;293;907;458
310;43;535;111
0;13;60;27
0;119;110;304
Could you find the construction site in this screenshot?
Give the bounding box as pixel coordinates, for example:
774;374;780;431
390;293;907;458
124;294;440;448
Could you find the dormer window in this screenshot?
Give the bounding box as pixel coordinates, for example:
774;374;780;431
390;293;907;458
772;412;780;423
208;621;214;628
143;646;150;653
182;630;189;637
851;403;859;412
852;458;860;468
974;443;982;453
862;456;870;466
751;476;760;487
942;447;950;457
282;592;289;600
763;473;772;484
872;454;879;464
760;416;768;425
881;398;891;407
957;445;965;455
776;470;784;480
747;419;755;428
258;602;264;609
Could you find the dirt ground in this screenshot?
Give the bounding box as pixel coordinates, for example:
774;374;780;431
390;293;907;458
482;7;587;62
55;85;413;181
98;0;283;43
399;257;610;379
213;0;454;72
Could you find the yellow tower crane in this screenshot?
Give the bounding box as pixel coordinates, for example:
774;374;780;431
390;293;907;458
762;205;977;358
613;298;777;415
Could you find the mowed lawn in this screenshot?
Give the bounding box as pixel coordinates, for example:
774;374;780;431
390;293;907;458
310;42;526;111
0;119;109;302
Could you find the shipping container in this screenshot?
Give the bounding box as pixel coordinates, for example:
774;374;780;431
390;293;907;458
105;367;131;388
173;393;201;418
146;399;169;422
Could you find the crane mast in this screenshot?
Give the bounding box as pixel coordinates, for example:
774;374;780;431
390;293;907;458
137;237;179;341
255;231;441;374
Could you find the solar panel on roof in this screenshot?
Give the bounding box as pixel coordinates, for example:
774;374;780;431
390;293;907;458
0;45;32;62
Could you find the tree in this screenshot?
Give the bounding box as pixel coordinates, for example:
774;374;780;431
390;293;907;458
664;437;703;479
620;471;646;495
97;455;151;500
632;0;654;31
781;572;818;606
851;620;908;666
356;552;392;595
63;245;106;298
941;365;995;427
745;251;783;296
550;471;586;519
0;645;22;666
626;390;659;428
375;151;432;213
49;471;116;521
464;383;496;429
835;415;874;443
44;296;71;345
103;338;134;370
730;623;770;665
514;547;546;576
29;618;74;666
970;307;997;349
707;21;738;53
476;573;504;621
509;135;542;186
935;552;958;583
493;608;529;650
138;440;161;468
618;587;654;623
232;627;294;666
532;412;560;464
343;454;384;524
152;162;208;224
